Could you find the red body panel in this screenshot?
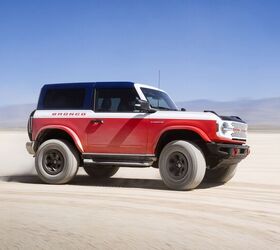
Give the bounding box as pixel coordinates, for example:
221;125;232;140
86;118;149;153
32;117;243;154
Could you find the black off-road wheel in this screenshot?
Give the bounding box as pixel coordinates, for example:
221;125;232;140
83;165;119;179
159;140;206;191
203;164;237;183
35;139;79;184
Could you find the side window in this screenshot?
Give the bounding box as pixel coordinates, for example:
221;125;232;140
95;88;139;112
140;87;177;111
43;88;85;109
147;96;169;109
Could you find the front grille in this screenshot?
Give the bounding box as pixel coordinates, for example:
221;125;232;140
231;122;247;140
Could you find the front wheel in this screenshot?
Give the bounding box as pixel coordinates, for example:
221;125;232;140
159;140;206;191
203;164;237;183
35;139;79;184
83;165;119;179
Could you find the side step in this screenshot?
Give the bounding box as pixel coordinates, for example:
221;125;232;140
83;159;152;167
82;153;157;168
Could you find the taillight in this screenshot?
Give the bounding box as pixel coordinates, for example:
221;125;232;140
27;110;36;141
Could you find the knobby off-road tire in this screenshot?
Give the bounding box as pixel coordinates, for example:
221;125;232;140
159;140;206;191
83;165;119;179
35;139;79;184
203;164;237;183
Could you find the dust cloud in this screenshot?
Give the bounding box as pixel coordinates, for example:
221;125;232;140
0;131;36;178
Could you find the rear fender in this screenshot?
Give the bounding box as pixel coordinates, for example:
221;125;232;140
35;125;84;153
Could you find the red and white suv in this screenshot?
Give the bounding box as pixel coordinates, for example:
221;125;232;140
26;82;249;190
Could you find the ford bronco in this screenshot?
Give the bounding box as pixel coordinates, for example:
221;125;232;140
26;82;249;190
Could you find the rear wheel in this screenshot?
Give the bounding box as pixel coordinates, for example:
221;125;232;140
83;165;119;179
159;140;206;191
35;139;79;184
203;164;237;183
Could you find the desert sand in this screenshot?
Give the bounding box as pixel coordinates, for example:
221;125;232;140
0;131;279;249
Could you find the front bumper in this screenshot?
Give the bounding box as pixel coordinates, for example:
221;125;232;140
26;141;35;155
206;142;249;168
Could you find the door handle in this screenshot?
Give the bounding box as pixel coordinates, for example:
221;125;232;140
91;119;104;124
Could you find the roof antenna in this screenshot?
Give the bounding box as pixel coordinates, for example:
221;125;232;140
158;70;161;89
157;70;161;108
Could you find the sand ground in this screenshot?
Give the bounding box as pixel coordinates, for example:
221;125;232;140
0;131;279;249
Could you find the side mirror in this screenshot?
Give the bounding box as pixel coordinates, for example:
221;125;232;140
134;100;156;113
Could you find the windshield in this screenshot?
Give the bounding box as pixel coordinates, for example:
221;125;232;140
141;87;178;111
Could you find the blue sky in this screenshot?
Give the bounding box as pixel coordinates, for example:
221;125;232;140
0;0;280;106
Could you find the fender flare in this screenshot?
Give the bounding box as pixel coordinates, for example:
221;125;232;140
35;125;84;153
153;125;211;152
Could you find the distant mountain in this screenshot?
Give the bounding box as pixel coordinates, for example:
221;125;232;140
0;98;280;129
0;104;35;128
177;97;280;128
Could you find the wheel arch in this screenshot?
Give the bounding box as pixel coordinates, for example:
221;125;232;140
154;128;210;158
34;126;84;153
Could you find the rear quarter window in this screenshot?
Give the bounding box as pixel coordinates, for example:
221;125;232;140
43;88;86;109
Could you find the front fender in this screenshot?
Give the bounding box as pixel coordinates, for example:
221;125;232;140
152;125;211;153
159;125;211;141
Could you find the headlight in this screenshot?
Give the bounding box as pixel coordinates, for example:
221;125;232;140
221;122;232;134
